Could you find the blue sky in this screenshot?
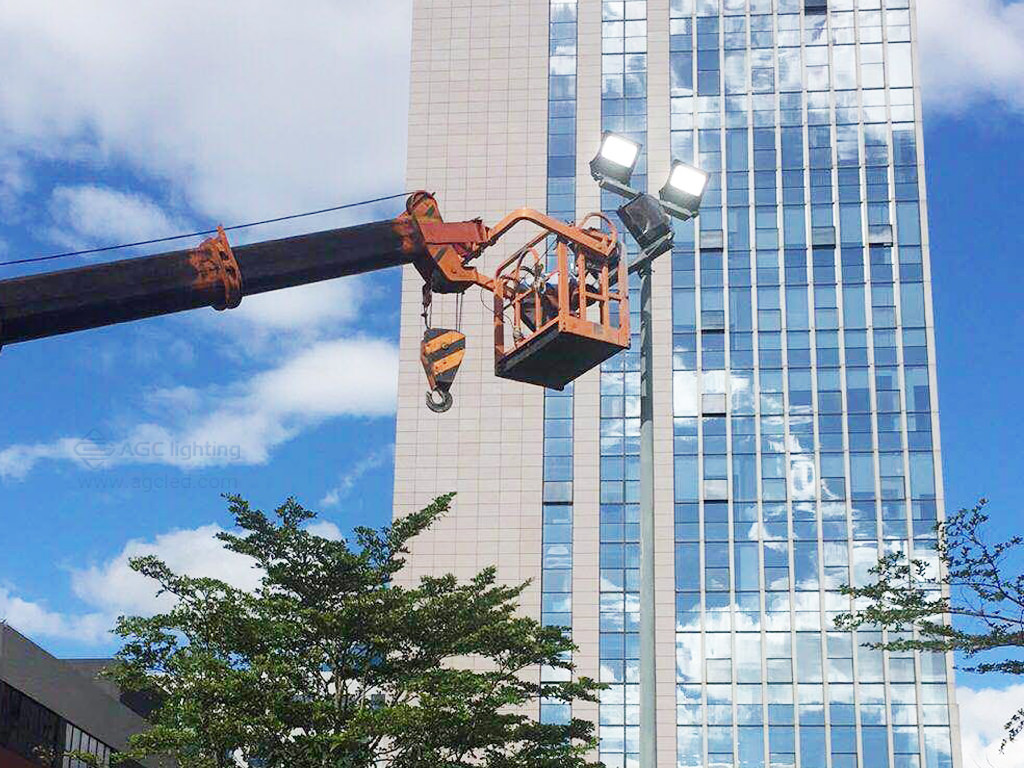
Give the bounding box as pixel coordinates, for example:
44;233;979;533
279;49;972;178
0;1;1021;764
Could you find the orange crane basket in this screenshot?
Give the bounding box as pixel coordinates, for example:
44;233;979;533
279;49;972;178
491;213;630;390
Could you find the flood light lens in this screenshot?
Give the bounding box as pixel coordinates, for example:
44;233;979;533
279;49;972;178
668;164;709;197
601;135;640;170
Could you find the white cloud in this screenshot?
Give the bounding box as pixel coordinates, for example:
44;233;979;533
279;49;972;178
305;520;345;541
0;3;410;345
0;586;110;645
0;155;30;220
0;1;412;222
141;385;203;414
959;684;1024;767
1;523;262;645
320;443;395;508
214;279;368;338
0;439;85;481
47;184;183;248
0;336;399;479
0;2;411;351
1;515;359;646
69;525;262;616
919;0;1024;114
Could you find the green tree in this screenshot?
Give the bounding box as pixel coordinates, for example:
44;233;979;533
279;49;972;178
106;493;602;768
836;499;1024;745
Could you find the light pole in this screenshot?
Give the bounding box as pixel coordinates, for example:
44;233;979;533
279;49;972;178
591;134;708;768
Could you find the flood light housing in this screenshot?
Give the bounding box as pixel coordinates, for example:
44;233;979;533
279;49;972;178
618;193;674;261
590;132;642;195
659;161;709;220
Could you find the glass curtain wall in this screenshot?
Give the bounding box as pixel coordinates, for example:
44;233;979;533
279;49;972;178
541;0;578;728
0;681;118;768
667;0;953;766
598;2;648;766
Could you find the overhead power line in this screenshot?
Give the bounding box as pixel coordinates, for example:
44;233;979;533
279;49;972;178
0;191;412;269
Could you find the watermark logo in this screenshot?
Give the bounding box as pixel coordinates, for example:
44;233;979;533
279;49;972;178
73;429;117;470
77;474;241;493
72;430;243;469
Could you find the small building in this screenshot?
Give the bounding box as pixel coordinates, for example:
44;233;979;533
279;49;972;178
0;623;152;768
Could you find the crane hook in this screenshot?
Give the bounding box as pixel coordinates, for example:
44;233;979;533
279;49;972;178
420;328;465;414
426;388;454;413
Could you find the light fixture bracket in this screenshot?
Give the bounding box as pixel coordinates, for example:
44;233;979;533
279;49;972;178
657;198;698;221
627;230;676;274
591;171;638;200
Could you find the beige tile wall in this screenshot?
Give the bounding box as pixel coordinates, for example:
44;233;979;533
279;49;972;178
398;0;681;759
644;5;678;762
396;0;550;645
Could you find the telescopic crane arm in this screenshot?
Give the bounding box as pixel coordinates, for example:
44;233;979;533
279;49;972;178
0;192;631;411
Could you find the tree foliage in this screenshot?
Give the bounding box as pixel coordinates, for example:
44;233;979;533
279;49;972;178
835;499;1024;745
106;493;602;768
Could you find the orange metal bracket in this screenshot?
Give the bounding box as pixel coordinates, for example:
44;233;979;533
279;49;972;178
398;192;493;295
190;226;243;311
400;191;621;298
484;208;620;259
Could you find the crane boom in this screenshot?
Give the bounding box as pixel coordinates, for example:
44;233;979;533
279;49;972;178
0;192;632;411
0;220;421;346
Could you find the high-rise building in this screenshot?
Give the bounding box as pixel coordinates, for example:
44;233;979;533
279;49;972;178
396;0;958;766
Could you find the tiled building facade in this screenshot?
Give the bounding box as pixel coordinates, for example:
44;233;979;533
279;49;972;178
395;0;959;766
